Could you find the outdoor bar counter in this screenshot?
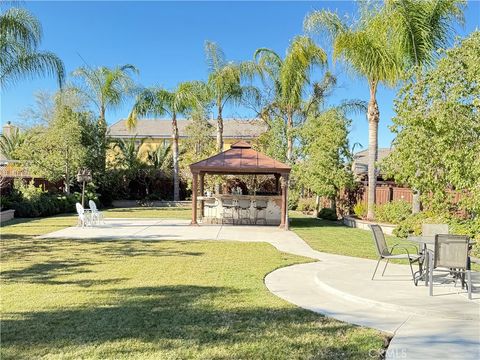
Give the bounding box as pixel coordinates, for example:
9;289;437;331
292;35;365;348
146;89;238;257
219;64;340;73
198;194;282;225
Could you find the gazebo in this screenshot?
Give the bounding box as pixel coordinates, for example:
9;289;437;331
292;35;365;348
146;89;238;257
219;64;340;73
189;141;291;230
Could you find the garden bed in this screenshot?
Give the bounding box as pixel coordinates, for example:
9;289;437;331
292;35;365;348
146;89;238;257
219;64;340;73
342;215;397;235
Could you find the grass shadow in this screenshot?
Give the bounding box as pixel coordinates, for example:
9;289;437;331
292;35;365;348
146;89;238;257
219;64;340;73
1;285;383;359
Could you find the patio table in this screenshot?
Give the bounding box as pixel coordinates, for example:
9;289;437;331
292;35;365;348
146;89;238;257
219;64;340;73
408;235;475;286
83;208;94;226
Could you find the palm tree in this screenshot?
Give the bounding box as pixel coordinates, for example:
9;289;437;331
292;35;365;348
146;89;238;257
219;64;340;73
113;136;146;171
254;36;327;162
127;82;204;201
386;0;465;213
72;64;138;173
304;7;402;219
204;41;259;152
304;1;464;219
0;125;24;160
0;7;64;88
147;144;171;171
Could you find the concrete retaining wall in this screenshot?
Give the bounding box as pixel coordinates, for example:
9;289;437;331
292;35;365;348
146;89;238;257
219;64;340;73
343;215;396;235
0;209;15;223
111;200;191;208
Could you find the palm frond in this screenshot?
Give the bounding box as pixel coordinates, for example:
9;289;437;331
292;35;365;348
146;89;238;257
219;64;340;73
0;127;24;160
0;8;41;50
280;36;327;108
303;10;347;37
334;29;401;85
72;64;138;117
147;144;171;169
128;87;168;129
336;99;368;116
204;41;226;72
0;50;65;88
0;8;64;88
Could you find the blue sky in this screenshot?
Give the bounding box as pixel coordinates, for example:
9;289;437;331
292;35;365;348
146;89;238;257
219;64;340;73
1;1;479;149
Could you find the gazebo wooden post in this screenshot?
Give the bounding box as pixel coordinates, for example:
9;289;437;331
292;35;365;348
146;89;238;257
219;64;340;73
191;172;199;225
274;174;280;194
199;173;205;218
279;173;289;230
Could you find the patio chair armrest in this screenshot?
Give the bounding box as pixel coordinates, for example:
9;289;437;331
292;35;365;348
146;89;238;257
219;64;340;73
397;242;420;254
390;244;412;258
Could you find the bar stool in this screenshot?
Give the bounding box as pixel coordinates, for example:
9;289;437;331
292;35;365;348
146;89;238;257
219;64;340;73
221;199;236;224
204;198;218;224
237;199;251;224
254;199;268;224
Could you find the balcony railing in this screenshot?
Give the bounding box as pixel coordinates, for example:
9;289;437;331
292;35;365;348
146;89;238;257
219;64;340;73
0;161;32;178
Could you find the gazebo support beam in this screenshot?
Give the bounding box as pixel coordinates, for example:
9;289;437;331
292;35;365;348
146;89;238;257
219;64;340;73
199;173;205;219
191;172;199;226
279;174;289;230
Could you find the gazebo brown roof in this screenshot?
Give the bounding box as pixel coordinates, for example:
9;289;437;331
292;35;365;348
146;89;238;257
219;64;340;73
189;141;291;230
190;141;291;175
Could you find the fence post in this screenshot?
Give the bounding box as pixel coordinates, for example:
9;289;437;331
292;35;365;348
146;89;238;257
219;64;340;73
388;186;393;203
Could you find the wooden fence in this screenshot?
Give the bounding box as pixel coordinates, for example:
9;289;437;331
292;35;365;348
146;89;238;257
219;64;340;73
357;186;413;205
355;185;462;206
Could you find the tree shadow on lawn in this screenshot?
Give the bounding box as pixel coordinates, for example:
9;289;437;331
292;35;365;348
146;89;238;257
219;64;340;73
1;285;386;359
0;259;129;287
1;239;204;262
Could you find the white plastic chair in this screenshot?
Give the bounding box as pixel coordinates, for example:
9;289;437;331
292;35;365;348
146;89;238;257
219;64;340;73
88;200;104;225
76;203;89;227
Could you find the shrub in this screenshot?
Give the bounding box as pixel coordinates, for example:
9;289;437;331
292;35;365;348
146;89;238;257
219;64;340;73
3;180;87;217
318;207;337;221
9;193;79;218
353;202;367;219
14;179;45;200
393;210;449;238
297;197;316;214
394;211;479;258
374;200;411;224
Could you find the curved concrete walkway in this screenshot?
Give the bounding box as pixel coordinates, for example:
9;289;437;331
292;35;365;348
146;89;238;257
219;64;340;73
41;219;480;359
265;240;480;360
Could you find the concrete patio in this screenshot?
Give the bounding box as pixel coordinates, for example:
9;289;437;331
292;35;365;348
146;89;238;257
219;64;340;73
40;218;480;359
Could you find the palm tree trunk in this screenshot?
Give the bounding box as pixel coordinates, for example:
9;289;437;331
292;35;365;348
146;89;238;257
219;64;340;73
172;113;180;201
98;106;107;173
214;103;223;195
411;67;422;214
366;81;379;220
412;190;421;213
286;110;294;162
216;104;224;153
64;149;70;194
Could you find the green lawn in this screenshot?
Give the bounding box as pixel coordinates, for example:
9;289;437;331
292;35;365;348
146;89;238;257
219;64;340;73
290;213;480;271
290;213;402;260
0;213;387;360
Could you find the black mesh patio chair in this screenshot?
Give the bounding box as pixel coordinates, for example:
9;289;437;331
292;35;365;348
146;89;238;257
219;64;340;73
429;234;472;300
370;224;422;282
